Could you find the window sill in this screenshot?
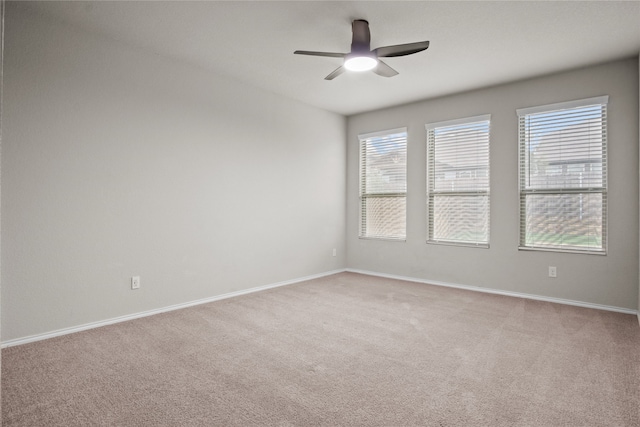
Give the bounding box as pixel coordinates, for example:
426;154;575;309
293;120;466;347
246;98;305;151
518;246;606;256
428;240;489;249
359;236;406;242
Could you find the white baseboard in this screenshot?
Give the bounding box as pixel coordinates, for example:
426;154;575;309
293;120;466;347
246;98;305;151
3;267;637;348
1;269;347;348
346;268;639;316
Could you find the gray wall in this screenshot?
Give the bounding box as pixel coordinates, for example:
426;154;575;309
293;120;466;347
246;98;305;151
1;6;346;342
347;58;640;310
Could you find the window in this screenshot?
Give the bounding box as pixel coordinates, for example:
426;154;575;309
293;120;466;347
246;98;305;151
517;96;608;253
359;128;407;240
426;116;490;246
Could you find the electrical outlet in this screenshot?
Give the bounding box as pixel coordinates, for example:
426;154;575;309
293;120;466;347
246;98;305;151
548;266;557;278
332;248;337;257
131;276;140;290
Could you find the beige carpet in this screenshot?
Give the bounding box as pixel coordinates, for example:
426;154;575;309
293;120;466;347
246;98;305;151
3;272;640;426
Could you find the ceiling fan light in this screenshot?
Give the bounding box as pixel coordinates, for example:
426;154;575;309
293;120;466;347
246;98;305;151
344;55;378;72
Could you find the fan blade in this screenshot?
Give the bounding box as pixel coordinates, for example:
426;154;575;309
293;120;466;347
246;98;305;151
373;60;398;78
374;41;429;58
325;66;346;80
294;50;346;58
351;20;371;51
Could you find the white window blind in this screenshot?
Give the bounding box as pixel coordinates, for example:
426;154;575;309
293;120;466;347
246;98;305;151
517;96;608;253
426;115;490;246
359;128;407;240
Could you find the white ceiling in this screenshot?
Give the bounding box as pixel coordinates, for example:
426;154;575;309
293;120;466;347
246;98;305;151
15;1;640;116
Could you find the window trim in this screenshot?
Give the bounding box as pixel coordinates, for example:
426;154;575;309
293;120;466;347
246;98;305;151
358;127;408;241
425;114;491;248
516;96;609;117
517;96;608;254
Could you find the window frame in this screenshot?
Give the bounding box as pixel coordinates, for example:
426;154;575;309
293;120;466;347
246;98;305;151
425;115;491;248
358;128;408;241
517;96;608;255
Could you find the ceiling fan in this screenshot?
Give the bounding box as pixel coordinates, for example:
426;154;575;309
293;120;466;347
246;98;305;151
294;19;429;80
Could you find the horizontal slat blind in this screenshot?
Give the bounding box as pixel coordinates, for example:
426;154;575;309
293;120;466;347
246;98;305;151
518;97;607;252
426;117;490;246
359;129;407;239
